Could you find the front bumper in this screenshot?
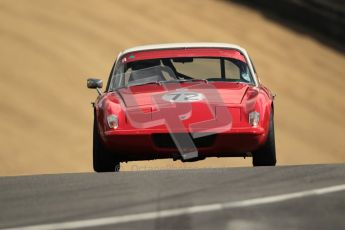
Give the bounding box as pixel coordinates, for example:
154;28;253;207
102;126;267;161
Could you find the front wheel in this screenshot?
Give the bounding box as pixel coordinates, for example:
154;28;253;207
93;120;120;172
252;112;276;166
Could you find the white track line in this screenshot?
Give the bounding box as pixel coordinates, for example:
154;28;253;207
3;184;345;230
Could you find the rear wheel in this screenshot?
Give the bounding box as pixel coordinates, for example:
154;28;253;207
93;120;120;172
252;112;276;166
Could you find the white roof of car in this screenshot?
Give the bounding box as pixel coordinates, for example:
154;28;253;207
119;43;247;56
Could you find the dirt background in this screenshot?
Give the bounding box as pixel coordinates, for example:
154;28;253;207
0;0;344;176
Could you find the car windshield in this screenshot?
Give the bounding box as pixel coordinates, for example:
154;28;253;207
109;57;254;90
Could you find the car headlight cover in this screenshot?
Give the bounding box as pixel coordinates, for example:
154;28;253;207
107;114;119;129
249;111;260;127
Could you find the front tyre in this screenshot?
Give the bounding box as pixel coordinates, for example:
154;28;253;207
252;112;277;166
93;120;120;172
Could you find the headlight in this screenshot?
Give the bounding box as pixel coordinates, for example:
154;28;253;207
249;111;260;127
107;114;118;129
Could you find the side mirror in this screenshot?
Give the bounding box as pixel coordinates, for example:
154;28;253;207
87;78;103;89
87;78;103;95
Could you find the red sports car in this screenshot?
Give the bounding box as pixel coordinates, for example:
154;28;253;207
87;43;276;172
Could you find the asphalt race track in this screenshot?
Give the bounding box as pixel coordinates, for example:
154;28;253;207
0;164;344;230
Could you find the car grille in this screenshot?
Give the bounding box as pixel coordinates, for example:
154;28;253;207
152;133;216;149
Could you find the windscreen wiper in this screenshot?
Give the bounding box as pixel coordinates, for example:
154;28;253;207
127;81;163;87
173;78;208;83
